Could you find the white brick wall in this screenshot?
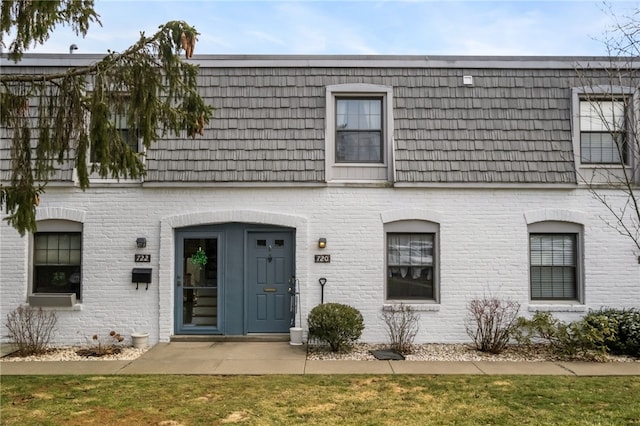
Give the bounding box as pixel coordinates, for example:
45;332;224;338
1;185;638;346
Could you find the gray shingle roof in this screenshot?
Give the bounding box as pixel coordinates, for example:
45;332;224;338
2;55;635;185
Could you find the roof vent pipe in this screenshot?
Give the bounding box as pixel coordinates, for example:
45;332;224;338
69;44;78;54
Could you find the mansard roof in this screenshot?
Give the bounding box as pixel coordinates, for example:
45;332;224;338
2;54;636;185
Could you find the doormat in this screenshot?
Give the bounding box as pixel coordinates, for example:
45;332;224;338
370;349;405;360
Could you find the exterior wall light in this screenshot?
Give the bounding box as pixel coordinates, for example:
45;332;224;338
136;237;147;248
318;238;327;249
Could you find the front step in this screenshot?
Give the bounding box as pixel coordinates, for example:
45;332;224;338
170;334;290;343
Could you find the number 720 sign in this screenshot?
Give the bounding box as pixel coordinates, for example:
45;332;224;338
314;254;330;263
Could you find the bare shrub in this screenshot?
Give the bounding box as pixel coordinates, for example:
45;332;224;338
465;297;520;354
5;305;57;356
76;331;125;357
381;303;419;354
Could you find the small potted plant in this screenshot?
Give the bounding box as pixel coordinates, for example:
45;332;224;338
190;247;208;269
51;272;66;287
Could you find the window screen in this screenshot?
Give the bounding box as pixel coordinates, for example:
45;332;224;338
530;234;577;300
336;98;382;163
33;232;82;299
387;233;434;300
580;99;627;164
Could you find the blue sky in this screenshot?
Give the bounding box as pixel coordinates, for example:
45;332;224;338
24;0;640;56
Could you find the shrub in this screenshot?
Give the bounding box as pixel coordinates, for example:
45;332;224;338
615;309;640;357
381;303;419;354
514;311;616;360
76;330;125;357
5;305;57;356
307;303;364;352
584;308;640;358
465;297;520;354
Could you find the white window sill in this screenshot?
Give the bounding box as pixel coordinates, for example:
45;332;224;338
578;164;628;169
333;163;387;168
88;177;143;186
383;303;440;312
27;304;83;311
73;166;143;186
527;304;586;313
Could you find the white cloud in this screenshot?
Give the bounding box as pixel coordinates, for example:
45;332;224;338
398;1;620;56
197;32;233;50
268;2;381;54
12;0;636;56
245;31;287;47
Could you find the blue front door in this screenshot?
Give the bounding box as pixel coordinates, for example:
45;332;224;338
175;225;294;335
246;232;293;333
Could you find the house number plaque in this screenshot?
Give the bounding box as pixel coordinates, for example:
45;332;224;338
135;254;151;263
314;254;331;263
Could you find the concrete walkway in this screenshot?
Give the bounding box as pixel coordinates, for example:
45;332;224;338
1;342;639;376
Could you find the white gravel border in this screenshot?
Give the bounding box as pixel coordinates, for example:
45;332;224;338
1;346;148;362
307;343;640;362
2;343;638;363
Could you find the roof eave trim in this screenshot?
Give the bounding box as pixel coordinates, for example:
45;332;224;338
3;54;638;70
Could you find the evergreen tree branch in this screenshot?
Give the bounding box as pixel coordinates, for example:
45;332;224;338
1;19;213;236
1;0;100;62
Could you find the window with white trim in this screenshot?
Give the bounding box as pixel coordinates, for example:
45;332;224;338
85;91;143;183
32;220;82;300
579;98;627;165
325;84;394;182
385;220;439;302
90;98;140;164
528;221;583;302
336;98;383;163
572;86;637;185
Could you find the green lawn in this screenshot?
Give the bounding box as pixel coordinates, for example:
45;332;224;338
1;375;639;425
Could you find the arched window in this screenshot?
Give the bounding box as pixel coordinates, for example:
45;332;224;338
528;221;583;302
32;220;83;301
384;220;439;302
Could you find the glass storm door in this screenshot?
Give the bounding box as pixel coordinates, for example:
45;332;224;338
176;235;219;333
246;232;293;333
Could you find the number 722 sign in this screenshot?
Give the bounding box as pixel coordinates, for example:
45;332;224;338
314;254;330;263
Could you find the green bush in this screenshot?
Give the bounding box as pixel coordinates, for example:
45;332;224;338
307;303;364;352
514;311;615;360
584;308;640;358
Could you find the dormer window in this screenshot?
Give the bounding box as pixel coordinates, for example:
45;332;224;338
336;98;383;163
325;84;394;183
579;99;627;165
90;111;139;163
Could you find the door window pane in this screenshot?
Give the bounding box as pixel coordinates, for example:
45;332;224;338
182;238;218;327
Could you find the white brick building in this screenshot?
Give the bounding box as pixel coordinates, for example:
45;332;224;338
1;55;639;346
